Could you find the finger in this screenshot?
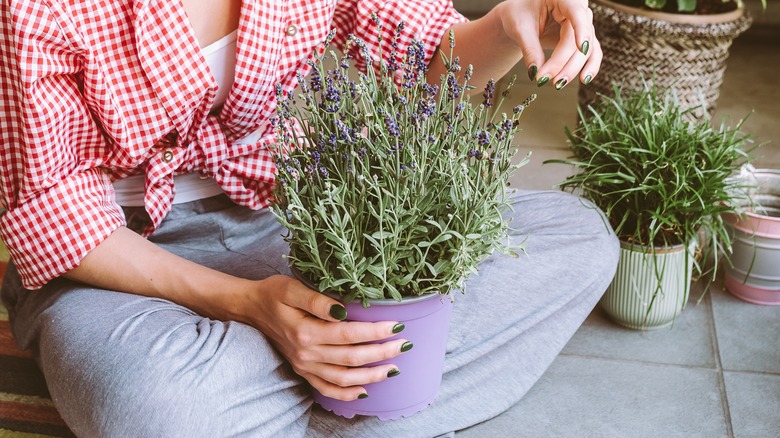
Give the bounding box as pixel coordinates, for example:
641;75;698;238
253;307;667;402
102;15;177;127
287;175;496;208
550;43;591;90
580;37;603;84
311;362;401;389
312;319;403;345
299;371;368;402
283;280;350;322
555;0;594;56
535;23;578;87
504;15;547;82
311;338;413;367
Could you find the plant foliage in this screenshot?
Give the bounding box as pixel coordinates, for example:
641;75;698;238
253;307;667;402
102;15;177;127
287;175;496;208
271;24;533;305
613;0;755;14
549;82;754;278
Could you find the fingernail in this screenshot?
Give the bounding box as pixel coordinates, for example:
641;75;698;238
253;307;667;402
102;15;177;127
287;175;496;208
387;368;401;378
357;393;369;399
329;304;347;321
584;74;592;85
581;40;589;55
536;76;550;87
555;78;568;90
527;65;537;81
392;323;405;334
400;341;414;352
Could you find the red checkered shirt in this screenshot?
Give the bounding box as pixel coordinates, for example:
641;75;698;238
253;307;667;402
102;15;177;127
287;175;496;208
0;0;466;290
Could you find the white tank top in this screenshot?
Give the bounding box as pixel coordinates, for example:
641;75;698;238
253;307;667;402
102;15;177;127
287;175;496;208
113;31;239;207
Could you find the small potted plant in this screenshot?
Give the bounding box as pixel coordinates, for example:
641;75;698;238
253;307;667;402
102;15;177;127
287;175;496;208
547;82;754;329
271;25;534;419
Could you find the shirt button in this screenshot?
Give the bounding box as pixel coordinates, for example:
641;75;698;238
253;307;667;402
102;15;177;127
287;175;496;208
162;150;174;163
285;24;298;36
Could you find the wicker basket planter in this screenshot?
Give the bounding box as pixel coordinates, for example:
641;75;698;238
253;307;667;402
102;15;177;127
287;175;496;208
580;0;752;120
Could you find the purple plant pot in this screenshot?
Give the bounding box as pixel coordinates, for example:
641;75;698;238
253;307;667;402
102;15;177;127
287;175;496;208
314;293;454;420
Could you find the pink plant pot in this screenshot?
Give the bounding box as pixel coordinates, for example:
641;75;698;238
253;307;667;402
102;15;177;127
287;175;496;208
313;293;454;420
722;168;780;305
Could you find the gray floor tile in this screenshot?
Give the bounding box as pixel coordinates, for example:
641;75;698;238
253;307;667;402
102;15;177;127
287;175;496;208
509;148;575;191
562;283;718;368
458;355;728;438
724;371;780;438
711;284;780;374
498;68;579;151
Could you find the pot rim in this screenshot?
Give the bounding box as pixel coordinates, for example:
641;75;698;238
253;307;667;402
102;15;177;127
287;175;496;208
337;292;445;306
594;0;744;24
723;168;780;234
289;264;445;306
618;240;693;254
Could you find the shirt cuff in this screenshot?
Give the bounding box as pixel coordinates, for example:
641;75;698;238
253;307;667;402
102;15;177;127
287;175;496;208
0;169;125;290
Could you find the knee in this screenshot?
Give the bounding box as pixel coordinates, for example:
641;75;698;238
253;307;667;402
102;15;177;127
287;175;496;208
516;190;620;302
38;304;310;437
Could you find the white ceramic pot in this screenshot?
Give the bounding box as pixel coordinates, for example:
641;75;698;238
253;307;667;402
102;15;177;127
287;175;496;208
601;241;695;330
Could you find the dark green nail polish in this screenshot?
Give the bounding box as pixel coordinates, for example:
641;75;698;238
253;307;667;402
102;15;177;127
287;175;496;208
357;393;369;399
581;40;589;56
536;76;550;87
329;304;347;321
527;65;537;81
400;341;414;352
387;368;401;378
392;323;405;334
584;75;592;85
555;78;568;90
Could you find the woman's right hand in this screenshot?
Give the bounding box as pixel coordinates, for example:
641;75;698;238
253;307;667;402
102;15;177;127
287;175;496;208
234;275;410;401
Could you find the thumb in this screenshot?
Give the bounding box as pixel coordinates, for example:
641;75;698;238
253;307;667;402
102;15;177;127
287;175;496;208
287;278;348;322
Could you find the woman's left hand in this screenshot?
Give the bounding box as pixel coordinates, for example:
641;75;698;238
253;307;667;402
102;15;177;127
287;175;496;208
493;0;603;88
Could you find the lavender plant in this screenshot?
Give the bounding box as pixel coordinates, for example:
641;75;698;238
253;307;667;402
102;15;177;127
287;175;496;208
271;24;534;305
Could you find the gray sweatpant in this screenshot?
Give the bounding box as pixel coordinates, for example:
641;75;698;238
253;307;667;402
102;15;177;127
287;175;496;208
2;190;618;437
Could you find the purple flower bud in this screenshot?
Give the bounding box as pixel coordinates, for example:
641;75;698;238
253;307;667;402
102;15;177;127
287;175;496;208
446;73;461;101
482;79;495;108
476;130;491;146
384;113;401;137
310;68;322;92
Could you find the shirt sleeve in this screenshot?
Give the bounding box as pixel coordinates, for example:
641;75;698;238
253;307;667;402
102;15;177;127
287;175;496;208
0;2;126;290
331;0;468;71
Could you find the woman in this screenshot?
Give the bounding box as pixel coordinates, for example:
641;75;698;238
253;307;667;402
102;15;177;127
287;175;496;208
0;0;617;436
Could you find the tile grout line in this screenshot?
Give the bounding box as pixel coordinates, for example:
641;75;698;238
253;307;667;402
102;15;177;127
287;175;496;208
559;350;780;377
719;368;780;378
706;290;734;438
558;352;724;373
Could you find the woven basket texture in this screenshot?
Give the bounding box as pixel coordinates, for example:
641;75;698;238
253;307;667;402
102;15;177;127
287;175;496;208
579;1;752;120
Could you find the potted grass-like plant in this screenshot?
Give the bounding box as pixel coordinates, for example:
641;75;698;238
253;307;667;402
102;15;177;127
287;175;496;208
547;82;754;329
271;25;533;419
